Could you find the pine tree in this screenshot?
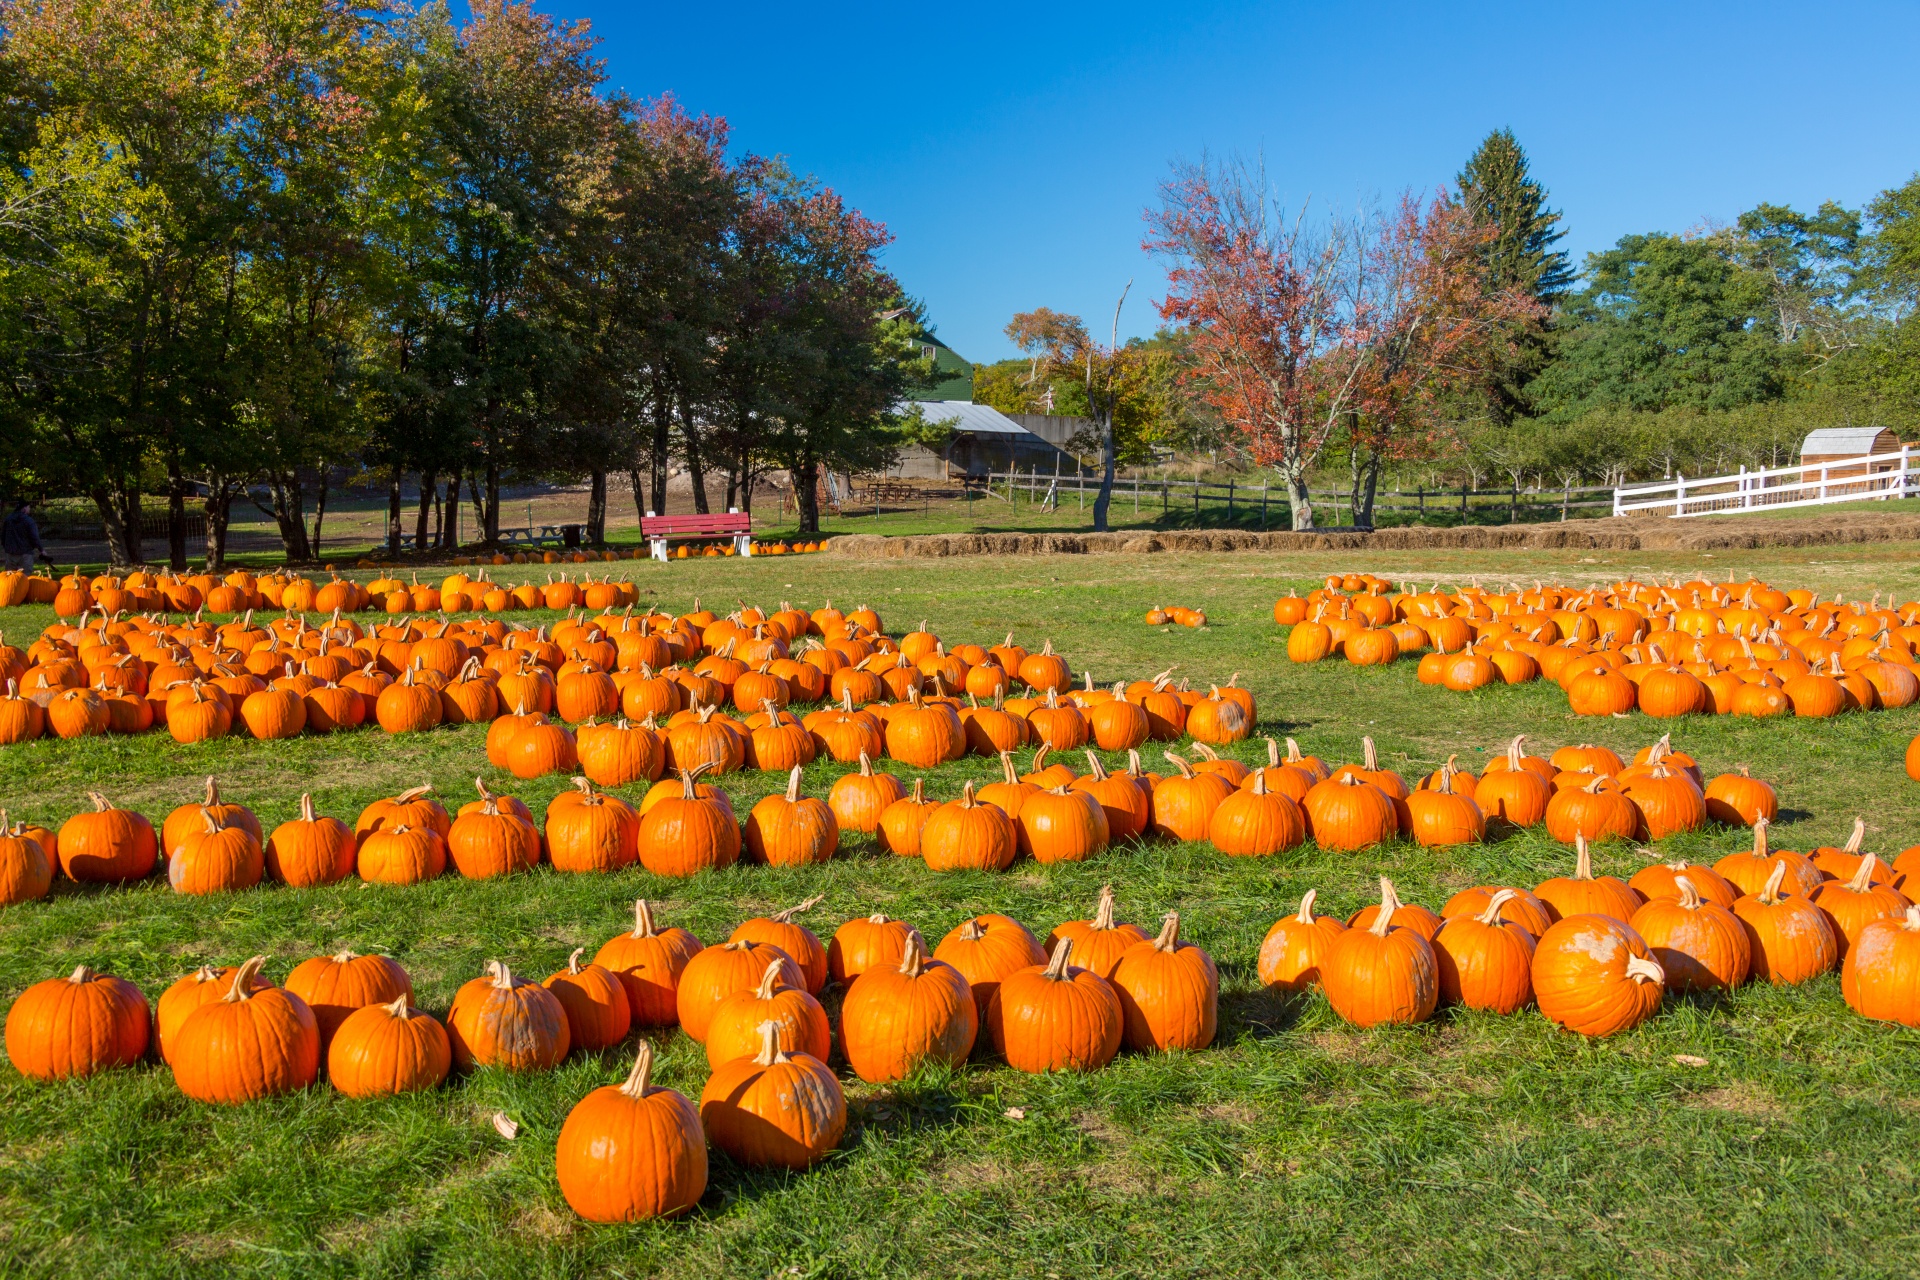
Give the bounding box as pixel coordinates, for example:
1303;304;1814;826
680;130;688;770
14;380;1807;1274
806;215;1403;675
1457;128;1573;302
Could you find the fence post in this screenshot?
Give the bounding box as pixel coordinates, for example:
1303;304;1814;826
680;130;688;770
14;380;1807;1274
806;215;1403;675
1740;464;1751;510
1674;473;1686;517
1260;485;1268;529
1162;483;1168;517
1192;482;1199;523
1227;480;1234;524
1820;465;1829;502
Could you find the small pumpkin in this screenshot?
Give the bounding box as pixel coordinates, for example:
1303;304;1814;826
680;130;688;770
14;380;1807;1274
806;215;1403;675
56;792;157;884
169;808;264;895
1535;834;1644;923
1257;889;1347;991
675;940;803;1042
1841;905;1920;1026
1404;761;1485;847
637;764;740;876
327;997;451;1099
704;959;830;1068
446;961;571;1071
729;896;829;994
594;900;704;1026
1207;770;1305;856
543;948;634;1052
827;912;924;986
1713;820;1824;897
264;795;355;887
1810;854;1912;960
1702;766;1777;827
987;938;1123;1073
284;950;414;1048
1433;889;1536;1013
0;812;54;906
1150;753;1237;843
921;781;1018;872
355;823;447;885
1045;884;1149;979
934;914;1047;1024
744;766;839;867
827;752;905;833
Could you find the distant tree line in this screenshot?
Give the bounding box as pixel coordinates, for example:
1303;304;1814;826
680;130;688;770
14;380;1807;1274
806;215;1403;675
0;0;932;566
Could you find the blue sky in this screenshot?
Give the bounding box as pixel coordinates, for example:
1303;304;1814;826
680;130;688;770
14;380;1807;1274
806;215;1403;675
550;0;1920;363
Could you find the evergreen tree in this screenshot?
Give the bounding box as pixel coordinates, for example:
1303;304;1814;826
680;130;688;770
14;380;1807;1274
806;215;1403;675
1457;128;1573;301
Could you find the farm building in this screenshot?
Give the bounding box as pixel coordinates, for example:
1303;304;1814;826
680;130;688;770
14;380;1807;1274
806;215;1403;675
888;401;1091;481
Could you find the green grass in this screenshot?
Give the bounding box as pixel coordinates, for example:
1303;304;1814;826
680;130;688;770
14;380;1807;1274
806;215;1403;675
6;543;1920;1278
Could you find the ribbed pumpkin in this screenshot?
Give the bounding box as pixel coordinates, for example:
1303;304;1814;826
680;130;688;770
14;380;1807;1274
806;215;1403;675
675;940;802;1042
1702;766;1777;827
1072;753;1151;842
1629;877;1752;993
730;897;829;994
828;913;924;986
447;961;570;1071
1535;835;1644;923
172;957;322;1101
988;938;1123;1072
1108;912;1218;1052
1302;774;1397;851
819;741;901;823
1841;906;1920;1026
446;798;540;879
1440;885;1554;937
935;914;1046;1023
594;900;704;1026
355;784;451;839
1405;763;1485;847
556;1041;707;1222
355;823;446;885
4;964;150;1081
700;1020;846;1169
284;950;414;1048
1621;764;1705;840
1045;885;1149;979
1257;890;1347;991
1530;916;1664;1037
1808;818;1875;881
1345;879;1444;941
921;782;1018;872
1088;685;1150;750
544;782;639;873
327;997;451;1099
1320;878;1439;1027
1810;855;1912;960
637;765;740;876
162;777;261;864
56;792;157;883
1473;737;1551;828
577;717;665;787
543;948;634;1051
839;938;977;1082
264;795;355;887
885;688;965;767
508;719;579;779
167;808;264;895
1433;890;1536;1013
1543;775;1640;845
1733;861;1839;985
1628;858;1738;909
1207;770;1305;856
977;750;1040;826
1150;753;1236;843
744;766;839;867
1713;821;1825;898
1017;784;1109;864
375;666;442;733
154;966;271;1065
704;959;830;1068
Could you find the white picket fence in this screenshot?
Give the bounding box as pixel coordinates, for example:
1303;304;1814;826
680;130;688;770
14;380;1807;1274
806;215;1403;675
1612;447;1918;518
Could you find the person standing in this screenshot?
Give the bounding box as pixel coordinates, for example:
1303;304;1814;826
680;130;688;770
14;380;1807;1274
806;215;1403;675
1;500;46;570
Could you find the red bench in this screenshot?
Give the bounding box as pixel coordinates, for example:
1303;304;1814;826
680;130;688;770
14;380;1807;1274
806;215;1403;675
640;509;754;561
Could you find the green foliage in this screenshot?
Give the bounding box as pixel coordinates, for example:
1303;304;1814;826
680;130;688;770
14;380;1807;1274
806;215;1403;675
1456;128;1573;301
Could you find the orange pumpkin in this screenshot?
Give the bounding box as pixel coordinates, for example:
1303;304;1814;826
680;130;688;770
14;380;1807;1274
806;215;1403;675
1320;878;1438;1027
1108;912;1218;1051
172;957;322;1101
1433;889;1536;1013
699;1021;845;1169
594;900;704;1027
1530;916;1664;1036
556;1041;707;1221
3;964;150;1081
987;938;1123;1072
446;961;570;1071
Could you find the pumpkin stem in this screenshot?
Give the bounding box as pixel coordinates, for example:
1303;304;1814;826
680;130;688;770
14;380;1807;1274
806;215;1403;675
958;918;987;942
1162;752;1195;779
909;777;924;805
1845;853;1880;893
1573;833;1595;881
769;894;824;923
566;947;586;975
753;959;785;999
201;775;219;807
896;936;926;977
1759;860;1789;905
1083;751;1109;781
489;961;515;990
1152;911;1181;952
1844;817;1865;854
384;994;411;1018
1294;889;1318;924
618;1040;657;1098
999;751;1020;786
856;751;874;778
783;765;803;803
1475;889;1517;927
224;955;267;1002
1369;878;1400;937
1030;743;1050;774
1625;954;1665;985
1285;738;1307;767
752;1018;789;1066
1265;737;1281;767
1751;818;1770;859
958;780;977;808
1362;736;1379;771
1192;742;1220;762
1091;884;1118;930
1507;736;1525;769
1674;876;1704;910
1251;770;1269;796
631;899;658;938
67;964;94;984
1041;937;1075;978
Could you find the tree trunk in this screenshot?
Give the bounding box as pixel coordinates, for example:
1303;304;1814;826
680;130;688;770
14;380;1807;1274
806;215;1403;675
627;468;650;523
386;467;404;557
92;487;138;570
680;390;709;514
438;476;457;550
309;469;330;560
586;469;607;545
1357;452;1382;530
467;471;487;545
263;473;311;562
415;470;436;552
649;374;671;514
483;462;500;543
1091;410;1116;532
796;446;820;535
166;460;188;571
1276;463;1314;531
204;477;235;570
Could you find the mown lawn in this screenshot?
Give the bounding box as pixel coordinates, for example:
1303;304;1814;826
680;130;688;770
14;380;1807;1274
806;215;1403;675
4;542;1920;1280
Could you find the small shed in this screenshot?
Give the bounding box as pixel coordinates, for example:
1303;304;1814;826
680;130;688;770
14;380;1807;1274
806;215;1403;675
1801;426;1902;474
889;401;1090;480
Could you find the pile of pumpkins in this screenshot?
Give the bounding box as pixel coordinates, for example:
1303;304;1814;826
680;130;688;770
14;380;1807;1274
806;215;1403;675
2;888;1217;1222
1278;572;1920;719
1144;605;1207;628
1270;821;1920;1039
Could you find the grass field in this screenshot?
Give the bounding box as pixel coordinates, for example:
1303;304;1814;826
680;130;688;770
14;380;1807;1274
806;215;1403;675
5;541;1920;1279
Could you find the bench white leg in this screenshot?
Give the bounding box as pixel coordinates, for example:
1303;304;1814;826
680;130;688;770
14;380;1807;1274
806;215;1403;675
651;537;667;562
737;534;753;557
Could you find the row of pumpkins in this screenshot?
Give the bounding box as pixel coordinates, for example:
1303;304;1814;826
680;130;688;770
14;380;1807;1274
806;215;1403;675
0;724;1782;904
0;598;1260;787
360;539;827;570
12;849;1920;1223
1280;572;1920;719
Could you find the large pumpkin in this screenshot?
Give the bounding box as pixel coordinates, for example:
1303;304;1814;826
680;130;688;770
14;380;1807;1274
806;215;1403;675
264;795;355;887
1045;884;1149;979
1320;878;1439;1027
593;900;704;1026
920;782;1017;872
327;997;451;1099
743;766;839;867
172;957;322;1102
674;940;802;1043
1108;912;1218;1052
987;939;1123;1073
839;938;977;1082
4;964;150;1081
637;765;740;876
700;1021;846;1170
933;914;1046;1024
1732;861;1839;985
284;950;414;1048
556;1041;707;1221
57;792;157;883
1530;916;1664;1037
1629;877;1752;993
446;961;570;1071
1841;905;1920;1026
1433;890;1535;1013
